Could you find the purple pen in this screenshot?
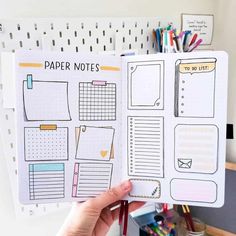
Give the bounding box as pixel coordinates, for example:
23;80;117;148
188;39;203;52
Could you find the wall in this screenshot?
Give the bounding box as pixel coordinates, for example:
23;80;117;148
191;170;236;234
0;0;221;235
0;0;215;18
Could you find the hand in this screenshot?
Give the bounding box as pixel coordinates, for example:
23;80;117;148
57;180;145;236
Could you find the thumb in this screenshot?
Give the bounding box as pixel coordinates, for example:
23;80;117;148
87;180;132;212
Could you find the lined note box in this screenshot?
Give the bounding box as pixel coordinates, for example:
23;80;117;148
174;58;216;118
72;163;113;198
175;124;218;173
128;116;164;178
29;163;65;200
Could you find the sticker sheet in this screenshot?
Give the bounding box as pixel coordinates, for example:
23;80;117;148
15;50;228;207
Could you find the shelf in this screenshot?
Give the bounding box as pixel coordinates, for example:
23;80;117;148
206;225;236;236
226;162;236;171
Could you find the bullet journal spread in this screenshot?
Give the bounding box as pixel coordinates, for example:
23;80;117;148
15;50;228;207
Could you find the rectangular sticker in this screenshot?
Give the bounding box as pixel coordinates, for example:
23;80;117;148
29;163;65;200
175;58;216;118
129;179;161;199
170;178;217;203
175;125;218;174
75;126;114;161
128;61;164;110
128;116;164;177
24;127;68;161
72;163;113;198
79;81;116;121
23;80;71;121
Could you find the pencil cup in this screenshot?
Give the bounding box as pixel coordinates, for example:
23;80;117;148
178;217;206;236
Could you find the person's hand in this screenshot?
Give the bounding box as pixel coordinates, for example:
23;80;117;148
57;180;145;236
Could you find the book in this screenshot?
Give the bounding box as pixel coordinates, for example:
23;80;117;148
14;50;228;207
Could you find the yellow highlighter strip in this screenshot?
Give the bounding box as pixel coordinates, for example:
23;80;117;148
100;66;120;71
19;63;43;68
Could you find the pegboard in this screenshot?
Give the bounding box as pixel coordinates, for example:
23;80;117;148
0;18;159;54
0;17;160;217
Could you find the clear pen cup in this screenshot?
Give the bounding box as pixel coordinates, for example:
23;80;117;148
177;217;206;236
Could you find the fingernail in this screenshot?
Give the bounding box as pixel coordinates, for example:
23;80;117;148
121;180;131;192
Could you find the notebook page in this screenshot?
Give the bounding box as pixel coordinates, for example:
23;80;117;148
15;50;122;204
122;51;228;207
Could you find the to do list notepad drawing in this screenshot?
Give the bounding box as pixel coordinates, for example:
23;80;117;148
15;50;228;207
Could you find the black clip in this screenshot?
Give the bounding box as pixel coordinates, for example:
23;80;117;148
227;124;234;139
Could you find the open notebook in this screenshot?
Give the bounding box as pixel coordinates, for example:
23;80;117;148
14;50;228;207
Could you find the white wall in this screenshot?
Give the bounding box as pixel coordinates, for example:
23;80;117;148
0;0;215;18
0;0;225;235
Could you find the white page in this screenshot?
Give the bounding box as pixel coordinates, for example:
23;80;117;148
122;51;228;207
15;50;122;204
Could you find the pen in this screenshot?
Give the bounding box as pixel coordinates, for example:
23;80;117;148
166;23;172;31
169;31;175;53
163;30;168;53
156;28;162;53
178;31;185;41
185;205;195;232
182;205;195;232
152;29;158;51
182;30;191;51
188;38;202;52
173;36;179;52
142;225;159;236
183;31;191;52
189;33;198;46
177;36;183;52
150;222;170;236
120;52;135;56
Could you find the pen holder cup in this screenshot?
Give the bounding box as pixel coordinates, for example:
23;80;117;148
178;217;206;236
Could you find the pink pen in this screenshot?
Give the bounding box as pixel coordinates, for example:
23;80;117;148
188;39;203;52
189;33;198;46
178;31;185;39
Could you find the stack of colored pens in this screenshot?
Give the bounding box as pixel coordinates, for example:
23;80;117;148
152;24;202;53
141;221;176;236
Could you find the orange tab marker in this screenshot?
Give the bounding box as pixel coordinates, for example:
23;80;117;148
40;124;57;130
